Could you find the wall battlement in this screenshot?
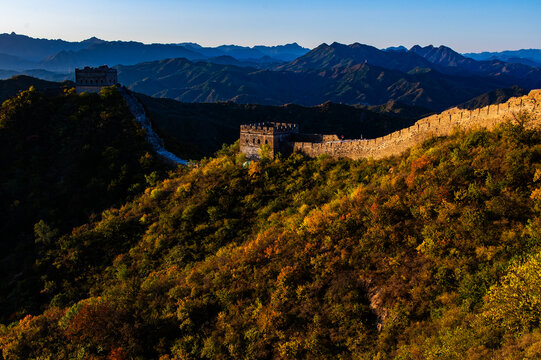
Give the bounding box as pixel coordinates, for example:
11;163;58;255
240;90;541;161
240;122;300;134
75;65;118;94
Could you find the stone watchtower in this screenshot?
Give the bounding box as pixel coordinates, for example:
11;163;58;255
240;122;299;160
75;65;118;93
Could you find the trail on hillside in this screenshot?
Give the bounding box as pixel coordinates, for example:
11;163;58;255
119;87;188;165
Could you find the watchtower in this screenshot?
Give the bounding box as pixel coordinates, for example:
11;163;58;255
75;65;118;93
240;122;299;160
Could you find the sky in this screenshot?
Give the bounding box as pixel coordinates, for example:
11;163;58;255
1;0;540;52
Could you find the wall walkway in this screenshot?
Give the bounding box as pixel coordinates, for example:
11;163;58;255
119;88;188;165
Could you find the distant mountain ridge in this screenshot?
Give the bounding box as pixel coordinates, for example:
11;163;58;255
116;42;541;111
383;45;408;52
0;32;310;73
278;42;434;73
2;33;541;112
279;43;541;88
410;45;541;88
41;41;204;72
0;32;101;61
181;42;308;62
464;49;541;67
456;85;528;110
117;56;507;111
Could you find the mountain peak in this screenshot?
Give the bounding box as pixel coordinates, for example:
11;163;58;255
410;44;435;52
410;44;475;70
330;41;345;48
383;45;407;52
278;41;434;74
82;36;104;45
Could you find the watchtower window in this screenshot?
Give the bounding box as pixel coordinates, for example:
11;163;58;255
257;139;261;144
265;139;268;144
245;139;249;144
253;139;255;144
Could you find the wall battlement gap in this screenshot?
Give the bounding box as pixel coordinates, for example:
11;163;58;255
240;89;541;161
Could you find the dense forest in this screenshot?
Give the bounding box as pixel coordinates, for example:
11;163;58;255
0;86;166;325
1;93;541;358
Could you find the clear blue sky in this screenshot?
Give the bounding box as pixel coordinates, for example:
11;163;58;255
1;0;540;52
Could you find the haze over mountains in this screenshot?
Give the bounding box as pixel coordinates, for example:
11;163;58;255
1;33;541;111
464;49;541;67
117;42;541;111
0;32;309;72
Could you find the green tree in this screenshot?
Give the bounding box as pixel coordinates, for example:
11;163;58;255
483;252;541;333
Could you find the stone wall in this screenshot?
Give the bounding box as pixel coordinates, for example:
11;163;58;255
292;89;541;160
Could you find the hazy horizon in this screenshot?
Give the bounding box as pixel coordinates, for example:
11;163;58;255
2;0;540;53
3;31;541;55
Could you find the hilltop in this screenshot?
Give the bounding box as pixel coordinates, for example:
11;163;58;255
0;75;72;102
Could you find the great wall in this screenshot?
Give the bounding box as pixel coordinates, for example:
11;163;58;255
118;88;188;165
240;89;541;161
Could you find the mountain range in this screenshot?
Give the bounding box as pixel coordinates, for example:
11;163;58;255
0;32;309;73
117;42;541;111
1;33;540;112
464;49;541;67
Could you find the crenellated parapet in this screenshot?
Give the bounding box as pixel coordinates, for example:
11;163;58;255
75;65;118;93
240;122;300;134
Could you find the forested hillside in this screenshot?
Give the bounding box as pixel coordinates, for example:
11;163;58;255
0;75;72;103
0;86;166;324
2;112;541;359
